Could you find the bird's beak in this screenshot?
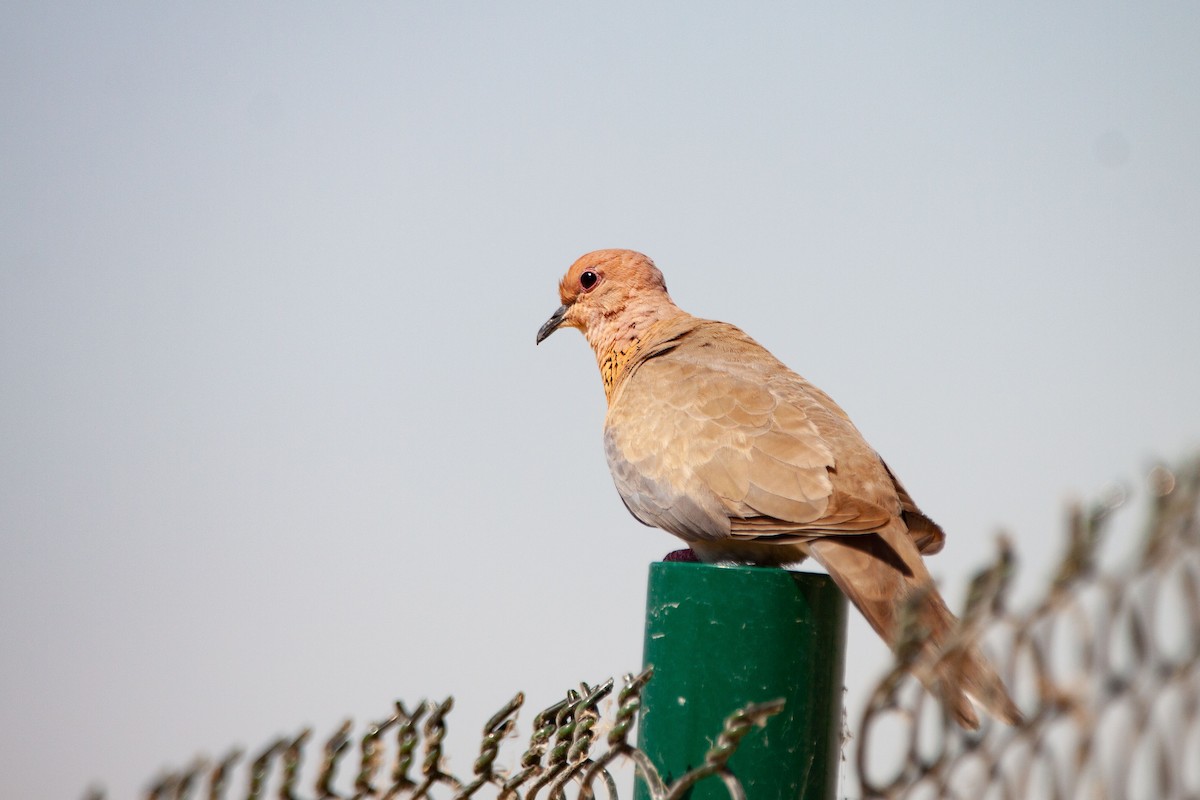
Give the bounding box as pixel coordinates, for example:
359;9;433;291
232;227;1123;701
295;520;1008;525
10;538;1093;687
536;304;569;345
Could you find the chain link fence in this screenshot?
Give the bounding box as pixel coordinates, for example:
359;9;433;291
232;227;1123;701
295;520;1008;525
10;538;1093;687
858;458;1200;799
92;457;1200;799
93;669;781;800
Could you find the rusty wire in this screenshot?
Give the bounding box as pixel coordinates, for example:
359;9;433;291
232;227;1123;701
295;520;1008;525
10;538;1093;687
109;667;782;800
856;457;1200;799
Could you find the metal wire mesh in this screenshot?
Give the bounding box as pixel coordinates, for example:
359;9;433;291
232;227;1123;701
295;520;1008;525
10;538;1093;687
855;458;1200;799
91;458;1200;800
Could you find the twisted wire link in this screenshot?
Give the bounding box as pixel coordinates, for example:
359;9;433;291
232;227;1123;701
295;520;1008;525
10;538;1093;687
353;711;398;799
499;695;569;798
411;697;459;799
316;720;353;799
208;750;241;800
452;691;524;800
858;457;1200;799
245;738;286;800
386;701;424;798
568;679;613;764
545;679;615;800
522;690;581;800
579;668;657;800
280;729;311;800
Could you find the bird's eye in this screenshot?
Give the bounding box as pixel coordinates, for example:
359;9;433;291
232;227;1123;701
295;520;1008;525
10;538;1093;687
580;271;598;291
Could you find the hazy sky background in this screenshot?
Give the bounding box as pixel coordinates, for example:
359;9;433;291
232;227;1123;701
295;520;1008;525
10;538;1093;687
3;4;1199;798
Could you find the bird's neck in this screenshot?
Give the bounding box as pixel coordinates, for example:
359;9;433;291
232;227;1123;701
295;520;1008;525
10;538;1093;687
586;297;688;402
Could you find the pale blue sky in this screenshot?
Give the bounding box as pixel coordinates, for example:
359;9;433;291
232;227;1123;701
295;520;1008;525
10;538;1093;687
3;4;1199;797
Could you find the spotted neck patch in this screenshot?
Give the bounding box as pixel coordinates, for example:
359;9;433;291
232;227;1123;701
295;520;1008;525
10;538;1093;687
599;337;643;401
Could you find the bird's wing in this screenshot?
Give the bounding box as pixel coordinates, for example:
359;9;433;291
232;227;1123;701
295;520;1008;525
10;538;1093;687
604;322;896;544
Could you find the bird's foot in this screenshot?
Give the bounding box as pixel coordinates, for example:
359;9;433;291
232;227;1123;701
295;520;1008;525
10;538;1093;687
663;548;700;563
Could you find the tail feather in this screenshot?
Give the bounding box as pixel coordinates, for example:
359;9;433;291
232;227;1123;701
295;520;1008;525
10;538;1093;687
806;526;1021;729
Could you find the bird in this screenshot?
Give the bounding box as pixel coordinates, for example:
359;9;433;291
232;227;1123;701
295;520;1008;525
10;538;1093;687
536;248;1021;729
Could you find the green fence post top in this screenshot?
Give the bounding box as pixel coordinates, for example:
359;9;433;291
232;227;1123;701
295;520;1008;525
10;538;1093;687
636;561;848;800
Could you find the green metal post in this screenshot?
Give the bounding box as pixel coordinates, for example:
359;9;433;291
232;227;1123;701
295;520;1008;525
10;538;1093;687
636;561;848;800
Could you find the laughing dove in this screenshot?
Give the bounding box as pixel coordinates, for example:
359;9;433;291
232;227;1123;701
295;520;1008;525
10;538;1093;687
537;249;1020;729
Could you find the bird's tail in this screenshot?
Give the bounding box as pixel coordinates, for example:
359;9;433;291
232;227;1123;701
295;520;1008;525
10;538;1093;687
806;528;1021;729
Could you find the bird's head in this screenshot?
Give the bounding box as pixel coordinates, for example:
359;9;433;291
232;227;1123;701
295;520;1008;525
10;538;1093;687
535;249;670;345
